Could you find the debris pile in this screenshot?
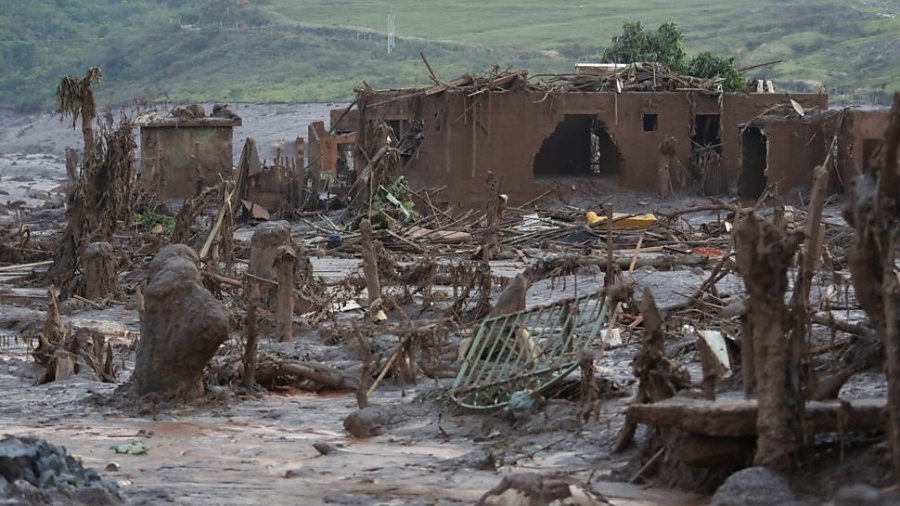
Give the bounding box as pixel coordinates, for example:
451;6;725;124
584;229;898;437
548;62;729;93
0;435;124;505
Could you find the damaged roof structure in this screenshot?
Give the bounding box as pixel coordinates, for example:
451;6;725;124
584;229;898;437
343;64;847;209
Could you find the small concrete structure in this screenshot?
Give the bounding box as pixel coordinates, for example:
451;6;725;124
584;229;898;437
137;115;242;200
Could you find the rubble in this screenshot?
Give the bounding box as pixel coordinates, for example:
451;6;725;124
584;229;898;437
0;435;124;505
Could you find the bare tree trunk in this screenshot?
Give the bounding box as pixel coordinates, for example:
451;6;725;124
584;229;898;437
614;288;690;452
243;282;259;390
275;246;296;342
83;242;117;300
480;172;505;262
65;147;78;196
249;221;291;305
844;93;900;479
735;212;804;473
359;219;383;320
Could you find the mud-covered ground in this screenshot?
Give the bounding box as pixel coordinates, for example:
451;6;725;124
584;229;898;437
0;105;894;505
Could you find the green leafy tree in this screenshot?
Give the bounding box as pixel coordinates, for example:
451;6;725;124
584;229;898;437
601;21;686;70
685;51;746;92
602;21;745;91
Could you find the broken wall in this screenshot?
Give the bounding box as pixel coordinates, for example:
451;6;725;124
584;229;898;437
331;108;359;133
139;119;240;200
851;109;892;174
738;108;890;200
308;120;357;187
357;90;827;210
740;119;827;199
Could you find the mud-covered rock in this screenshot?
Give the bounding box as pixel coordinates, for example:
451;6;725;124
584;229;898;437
833;484;900;506
0;435;123;505
343;403;430;438
710;467;795;506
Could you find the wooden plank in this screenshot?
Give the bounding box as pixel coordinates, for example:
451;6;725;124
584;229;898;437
0;261;53;273
627;396;886;437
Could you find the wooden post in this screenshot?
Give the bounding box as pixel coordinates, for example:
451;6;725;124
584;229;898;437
359;219;383;321
481;172;504;262
275;246;296;342
604;203;615;287
243;281;259;389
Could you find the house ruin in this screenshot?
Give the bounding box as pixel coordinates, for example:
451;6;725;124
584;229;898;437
343;65;836;210
739;107;891;200
137;109;242;200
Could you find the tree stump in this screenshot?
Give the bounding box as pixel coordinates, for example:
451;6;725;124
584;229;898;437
127;245;229;399
249;220;292;304
734;212;804;473
83;242;117;300
275;246;296;342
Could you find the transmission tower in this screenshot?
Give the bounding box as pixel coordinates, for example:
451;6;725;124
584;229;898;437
387;13;395;55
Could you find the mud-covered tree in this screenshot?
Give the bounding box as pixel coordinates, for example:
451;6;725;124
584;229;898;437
124;245;230;400
57;67;101;150
735;212;805;473
844;93;900;479
47;67;136;298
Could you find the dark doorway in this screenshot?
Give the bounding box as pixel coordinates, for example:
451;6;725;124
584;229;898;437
740;127;768;200
692;114;724;195
533;115;620;178
693;114;721;150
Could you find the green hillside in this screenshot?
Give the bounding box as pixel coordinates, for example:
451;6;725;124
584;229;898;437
1;0;898;110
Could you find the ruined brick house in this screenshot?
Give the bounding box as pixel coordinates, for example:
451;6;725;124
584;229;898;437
740;107;890;200
137;111;242;200
343;67;834;210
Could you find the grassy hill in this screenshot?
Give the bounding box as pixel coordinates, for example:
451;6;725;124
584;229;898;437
1;0;898;110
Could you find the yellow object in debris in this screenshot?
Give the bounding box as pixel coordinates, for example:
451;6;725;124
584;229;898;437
586;211;657;229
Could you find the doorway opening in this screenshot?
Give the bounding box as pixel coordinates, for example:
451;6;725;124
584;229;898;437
533;115;620;178
739;127;768;200
692;114;725;195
